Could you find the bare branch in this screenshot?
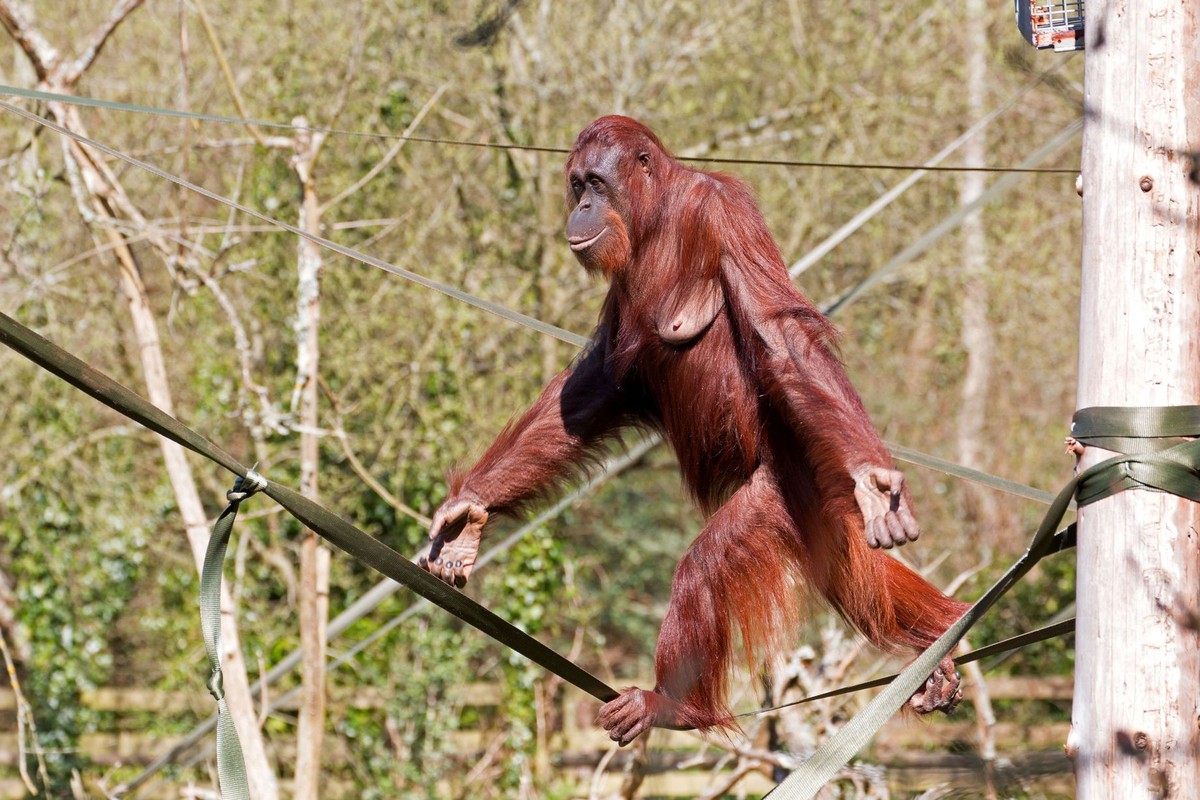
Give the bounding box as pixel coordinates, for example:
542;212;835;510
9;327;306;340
587;746;620;800
0;629;50;795
60;0;145;86
677;107;812;158
181;262;286;436
960;639;999;800
256;652;271;729
617;735;649;799
246;533;298;609
320;84;448;214
191;0;269;149
943;551;993;598
319;377;432;527
462;731;507;788
0;1;58;80
697;759;768;800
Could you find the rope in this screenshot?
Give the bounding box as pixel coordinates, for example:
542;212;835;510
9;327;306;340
199;470;268;800
684;155;1075;175
788;53;1077;279
0;311;618;708
0;84;1077;175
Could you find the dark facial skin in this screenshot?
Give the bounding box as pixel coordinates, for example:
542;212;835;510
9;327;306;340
565;146;643;274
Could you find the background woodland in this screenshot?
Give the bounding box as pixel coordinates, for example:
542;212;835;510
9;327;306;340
0;1;1083;797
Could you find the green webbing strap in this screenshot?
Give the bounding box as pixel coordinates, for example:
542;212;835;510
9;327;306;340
768;473;1079;798
886;441;1059;506
1071;406;1200;504
741;557;1076;717
201;472;266;800
1071;405;1200;455
770;405;1200;798
0;312;618;706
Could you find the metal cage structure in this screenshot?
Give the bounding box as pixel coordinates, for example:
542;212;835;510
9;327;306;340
1015;0;1085;51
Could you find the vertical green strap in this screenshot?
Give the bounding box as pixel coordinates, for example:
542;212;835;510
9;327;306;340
200;471;266;800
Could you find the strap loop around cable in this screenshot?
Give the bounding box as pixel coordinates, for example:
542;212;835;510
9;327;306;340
226;467;267;503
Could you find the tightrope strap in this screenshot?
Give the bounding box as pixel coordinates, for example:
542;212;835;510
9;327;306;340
0;312;618;705
201;471;266;800
1071;405;1200;454
886;441;1059;506
770;405;1200;798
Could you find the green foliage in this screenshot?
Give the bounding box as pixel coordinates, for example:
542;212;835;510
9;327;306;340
494;529;568;792
379;82;416;131
567;457;698;672
969;551;1077;677
335;617;480;800
4;456;146;789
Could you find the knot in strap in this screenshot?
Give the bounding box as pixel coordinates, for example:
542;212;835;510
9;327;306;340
227;468;268;503
207;668;225;702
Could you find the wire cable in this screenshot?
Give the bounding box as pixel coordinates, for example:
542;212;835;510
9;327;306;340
0;98;590;349
0;83;1077;175
0;97;1057;509
788;54;1078;278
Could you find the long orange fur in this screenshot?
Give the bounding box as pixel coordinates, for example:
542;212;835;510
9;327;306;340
445;116;968;733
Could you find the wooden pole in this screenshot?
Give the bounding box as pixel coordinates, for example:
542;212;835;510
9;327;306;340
1071;2;1200;797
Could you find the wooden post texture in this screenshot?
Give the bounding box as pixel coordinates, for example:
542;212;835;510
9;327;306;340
1071;1;1200;797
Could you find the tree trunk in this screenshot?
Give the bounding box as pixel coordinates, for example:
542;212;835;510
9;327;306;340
955;0;1000;537
1071;2;1200;797
39;91;281;800
292;118;331;800
104;205;281;800
954;11;997;793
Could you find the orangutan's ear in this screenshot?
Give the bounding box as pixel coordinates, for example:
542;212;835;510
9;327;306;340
656;279;723;344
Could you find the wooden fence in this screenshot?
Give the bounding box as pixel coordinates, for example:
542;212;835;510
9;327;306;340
0;675;1074;797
